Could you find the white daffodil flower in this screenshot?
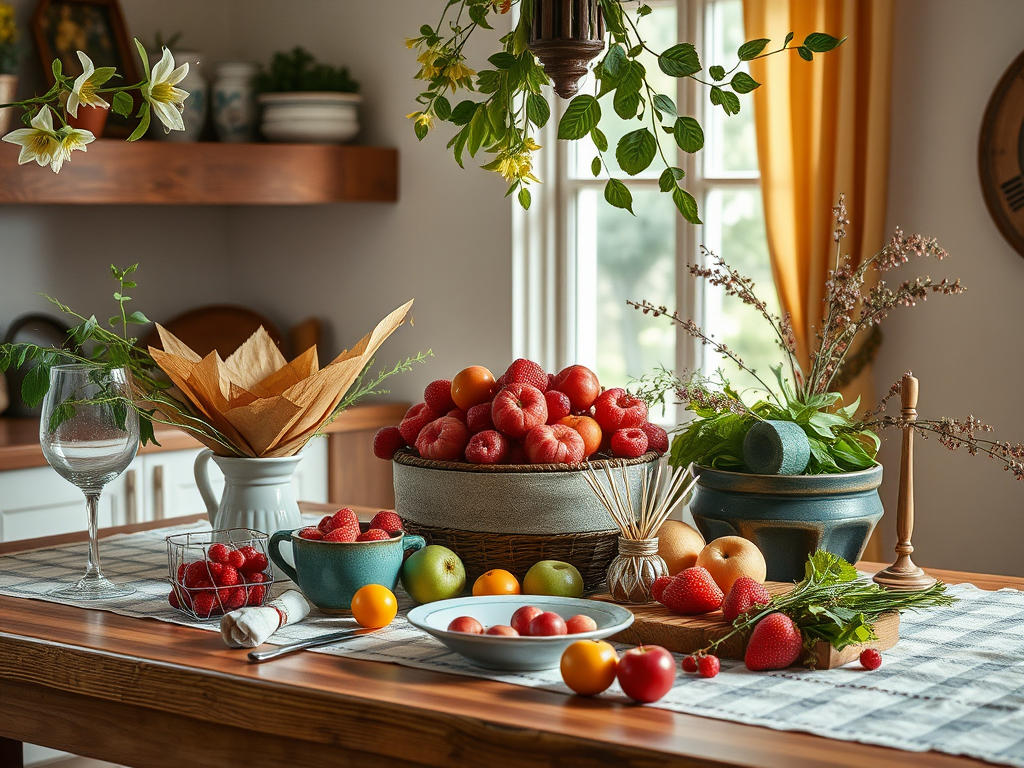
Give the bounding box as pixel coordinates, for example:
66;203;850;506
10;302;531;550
1;106;61;168
50;126;95;173
67;51;113;117
143;47;189;132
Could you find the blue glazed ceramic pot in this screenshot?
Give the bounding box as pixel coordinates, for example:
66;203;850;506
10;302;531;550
689;464;883;583
270;526;426;613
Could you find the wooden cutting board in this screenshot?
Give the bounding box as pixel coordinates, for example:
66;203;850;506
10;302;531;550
596;582;899;670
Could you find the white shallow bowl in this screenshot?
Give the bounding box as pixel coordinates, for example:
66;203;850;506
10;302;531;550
406;595;634;671
258;92;361;143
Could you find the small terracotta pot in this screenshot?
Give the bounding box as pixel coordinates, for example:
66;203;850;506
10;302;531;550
67;104;109;138
0;74;17;135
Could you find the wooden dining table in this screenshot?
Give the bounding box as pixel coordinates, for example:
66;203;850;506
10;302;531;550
0;516;1018;768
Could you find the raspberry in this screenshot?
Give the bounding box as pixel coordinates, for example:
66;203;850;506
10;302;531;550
698;654;720;678
322;508;359;534
503;359;548;391
447;408;467;424
860;648;883;670
324;522;359;542
356;528;391;542
208;563;240;587
466;403;495;434
176;563;187;584
242;571;266;584
398;402;440;445
221;587;246;611
593;388;648;433
610;427;649;458
226;549;246;569
236;545;269;574
207;543;231;563
423;379;456;413
245;580;267;606
465;429;509;464
721;576;772;623
544;390;572;424
369;511;404;533
744;612;803;671
192;590;219;618
650;575;672;602
658;567;723;614
183;560;212;588
168;589;182;609
298;526;325;540
681;655;698;673
373;426;406;460
641;422;670;454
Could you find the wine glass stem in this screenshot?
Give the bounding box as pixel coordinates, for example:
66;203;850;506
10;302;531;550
84;491;104;580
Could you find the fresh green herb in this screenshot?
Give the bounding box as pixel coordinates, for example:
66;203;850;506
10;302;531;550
255;47;360;94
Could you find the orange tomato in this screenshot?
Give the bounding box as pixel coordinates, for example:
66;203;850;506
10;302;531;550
472;568;521;596
451;366;497;410
351;584;398;628
559;415;603;457
560;639;619;696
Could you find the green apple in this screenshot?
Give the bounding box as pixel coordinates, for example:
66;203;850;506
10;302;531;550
522;560;584;598
400;545;466;604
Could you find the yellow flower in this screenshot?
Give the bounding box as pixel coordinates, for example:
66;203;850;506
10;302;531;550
443;60;476;85
486;144;541;184
67;51;113;117
405;111;435;130
1;106;61;170
415;46;443;80
405;37;421;50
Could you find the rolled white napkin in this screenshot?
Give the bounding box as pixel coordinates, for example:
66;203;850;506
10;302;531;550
220;589;311;648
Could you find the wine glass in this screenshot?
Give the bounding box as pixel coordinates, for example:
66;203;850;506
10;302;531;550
40;365;140;600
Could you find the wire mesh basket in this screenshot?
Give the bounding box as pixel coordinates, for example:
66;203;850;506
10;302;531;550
165;528;275;621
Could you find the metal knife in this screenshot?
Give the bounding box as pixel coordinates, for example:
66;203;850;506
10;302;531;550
247;626;380;662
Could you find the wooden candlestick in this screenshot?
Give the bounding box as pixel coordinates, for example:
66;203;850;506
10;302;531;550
873;374;937;591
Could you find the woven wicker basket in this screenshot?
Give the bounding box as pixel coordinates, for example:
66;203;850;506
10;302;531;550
393;451;660;593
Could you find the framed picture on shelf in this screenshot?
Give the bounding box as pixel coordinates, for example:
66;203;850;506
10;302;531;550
30;0;138;138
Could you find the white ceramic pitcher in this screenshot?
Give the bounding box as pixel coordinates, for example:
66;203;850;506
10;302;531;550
194;449;303;535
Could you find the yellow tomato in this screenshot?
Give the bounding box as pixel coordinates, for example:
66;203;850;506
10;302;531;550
472;568;521;596
351;584;398;628
560;640;619;696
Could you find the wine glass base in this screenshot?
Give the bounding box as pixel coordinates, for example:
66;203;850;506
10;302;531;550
48;574;136;601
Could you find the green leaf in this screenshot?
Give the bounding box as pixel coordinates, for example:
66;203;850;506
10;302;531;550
652;93;677;118
637;4;652;18
602;44;628;79
803;32;844;53
730;71;760;94
784;31;795;48
526;93;550;127
658;167;683;192
127;104;150;142
591;127;608;152
450;100;477;126
91;66;116;87
52;59;62;81
414;120;429;140
672;186;701;224
557;95;601;140
797;46;813;62
673;116;704;153
710;86;741;115
617;59;644;95
628;44;643;58
467;105;490;156
588;158;600;178
518;187;531;210
433;95;452;121
126;311;150;325
709;65;726;81
738;38;770;60
469;3;493;28
21;354;56;408
488;52;517;70
420;25;434;35
659;43;701;77
135;39;151;81
613;88;640;119
604;179;634;214
615;129;656;176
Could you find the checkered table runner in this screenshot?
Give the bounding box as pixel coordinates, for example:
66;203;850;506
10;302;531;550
2;521;1024;767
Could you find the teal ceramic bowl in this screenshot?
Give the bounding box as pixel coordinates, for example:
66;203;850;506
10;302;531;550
270;526;426;613
407;595;634;671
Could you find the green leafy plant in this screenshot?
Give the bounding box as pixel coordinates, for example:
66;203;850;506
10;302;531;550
407;0;842;216
255;47;360;94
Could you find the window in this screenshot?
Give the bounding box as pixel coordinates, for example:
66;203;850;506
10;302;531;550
513;0;779;423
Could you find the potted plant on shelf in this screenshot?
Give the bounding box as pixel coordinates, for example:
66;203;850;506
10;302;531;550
0;1;19;134
629;196;1024;581
255;46;361;144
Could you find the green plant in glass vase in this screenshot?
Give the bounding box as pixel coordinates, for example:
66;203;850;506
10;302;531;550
407;0;842;218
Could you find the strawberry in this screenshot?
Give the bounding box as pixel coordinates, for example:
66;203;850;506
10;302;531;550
681;655;698;673
236;545;269;574
423;379;456;414
246;585;267;606
860;648;883;670
207;543;231;564
465;429;509;464
322;508;359;534
503;358;548;391
398;402;440;445
650;575;672;603
447;408;467;424
721;576;772;623
192;590;219;618
226;549;246;569
324;523;359;542
466;403;495;434
298;526;325;540
317;515;333;534
544;390;572;424
182;560;212;588
242;571;266;585
641;422;670;454
176;563;187;584
658;567;723;615
369;510;404;533
221;587;246;611
168;589;182;609
373;426;406;460
698;654;720;678
356;528;391;542
208;563;240;587
610;427;648;458
744;612;803;671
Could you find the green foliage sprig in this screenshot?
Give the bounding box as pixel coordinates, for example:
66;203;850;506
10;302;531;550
255;47;360;94
407;0;843;217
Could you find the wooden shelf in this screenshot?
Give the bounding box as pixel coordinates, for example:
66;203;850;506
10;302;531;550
0;140;398;204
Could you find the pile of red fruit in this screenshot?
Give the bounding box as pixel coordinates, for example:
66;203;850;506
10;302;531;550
447;606;598;637
373;360;670;465
168;542;272;619
296;509;404;542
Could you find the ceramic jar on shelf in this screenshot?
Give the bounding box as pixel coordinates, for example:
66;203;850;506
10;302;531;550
213;62;258;142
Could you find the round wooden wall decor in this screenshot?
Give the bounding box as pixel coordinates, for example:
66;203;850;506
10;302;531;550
979;49;1024;258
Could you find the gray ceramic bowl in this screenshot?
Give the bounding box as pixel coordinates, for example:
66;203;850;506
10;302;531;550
406;595;634;671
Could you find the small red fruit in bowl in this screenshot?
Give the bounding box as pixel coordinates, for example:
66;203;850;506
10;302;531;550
641;422;669;454
565;614;598;634
465;429;509;464
593;388;649;433
492;383;548;439
322;508;359;534
399;402;440;445
447;616;485;634
528;611;568;636
524;424;586;464
447;408;467;424
511;605;543;635
616;645;676;703
485;625;520;636
355;528;391;542
415;416;471;461
544;390;572;424
423;379;456;413
466;402;495;434
610;427;649;459
298;527;324;540
551;365;601;411
369;510;404;533
373;426;407;460
503;358;548;391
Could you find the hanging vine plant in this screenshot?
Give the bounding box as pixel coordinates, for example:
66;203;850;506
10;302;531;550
407;0;843;219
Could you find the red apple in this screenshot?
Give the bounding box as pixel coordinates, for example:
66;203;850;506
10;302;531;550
511;605;543;635
492;384;548;439
616;645;676;703
528;611;568;636
565;614;598;634
485;624;519;636
593;388;648;433
415;416;470;462
447;616;485;634
524;424;586;464
551;365;601;412
464;429;509;464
